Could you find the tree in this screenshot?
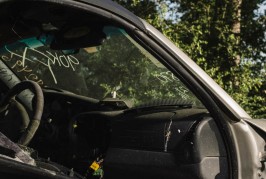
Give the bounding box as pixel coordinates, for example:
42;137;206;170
114;0;266;118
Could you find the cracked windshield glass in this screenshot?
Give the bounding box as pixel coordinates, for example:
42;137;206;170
0;26;202;107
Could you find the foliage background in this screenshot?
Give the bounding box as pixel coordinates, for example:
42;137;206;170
114;0;266;118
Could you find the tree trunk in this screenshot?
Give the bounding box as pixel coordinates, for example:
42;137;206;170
232;0;242;66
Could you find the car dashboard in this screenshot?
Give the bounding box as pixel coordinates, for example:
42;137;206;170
3;89;227;179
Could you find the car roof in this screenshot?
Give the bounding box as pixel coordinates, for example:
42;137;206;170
66;0;146;30
0;0;146;30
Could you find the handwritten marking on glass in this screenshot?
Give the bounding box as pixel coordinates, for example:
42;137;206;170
3;46;80;84
2;55;43;85
154;71;190;100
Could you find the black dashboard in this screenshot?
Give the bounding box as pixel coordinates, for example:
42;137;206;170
0;88;228;178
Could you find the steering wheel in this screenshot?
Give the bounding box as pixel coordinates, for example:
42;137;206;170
0;80;44;146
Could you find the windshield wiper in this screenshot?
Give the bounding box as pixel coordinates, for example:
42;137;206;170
126;99;194;113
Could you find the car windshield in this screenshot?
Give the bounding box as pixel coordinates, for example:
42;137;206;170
0;25;202;107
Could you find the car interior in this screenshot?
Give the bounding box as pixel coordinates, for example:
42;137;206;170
0;1;228;179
